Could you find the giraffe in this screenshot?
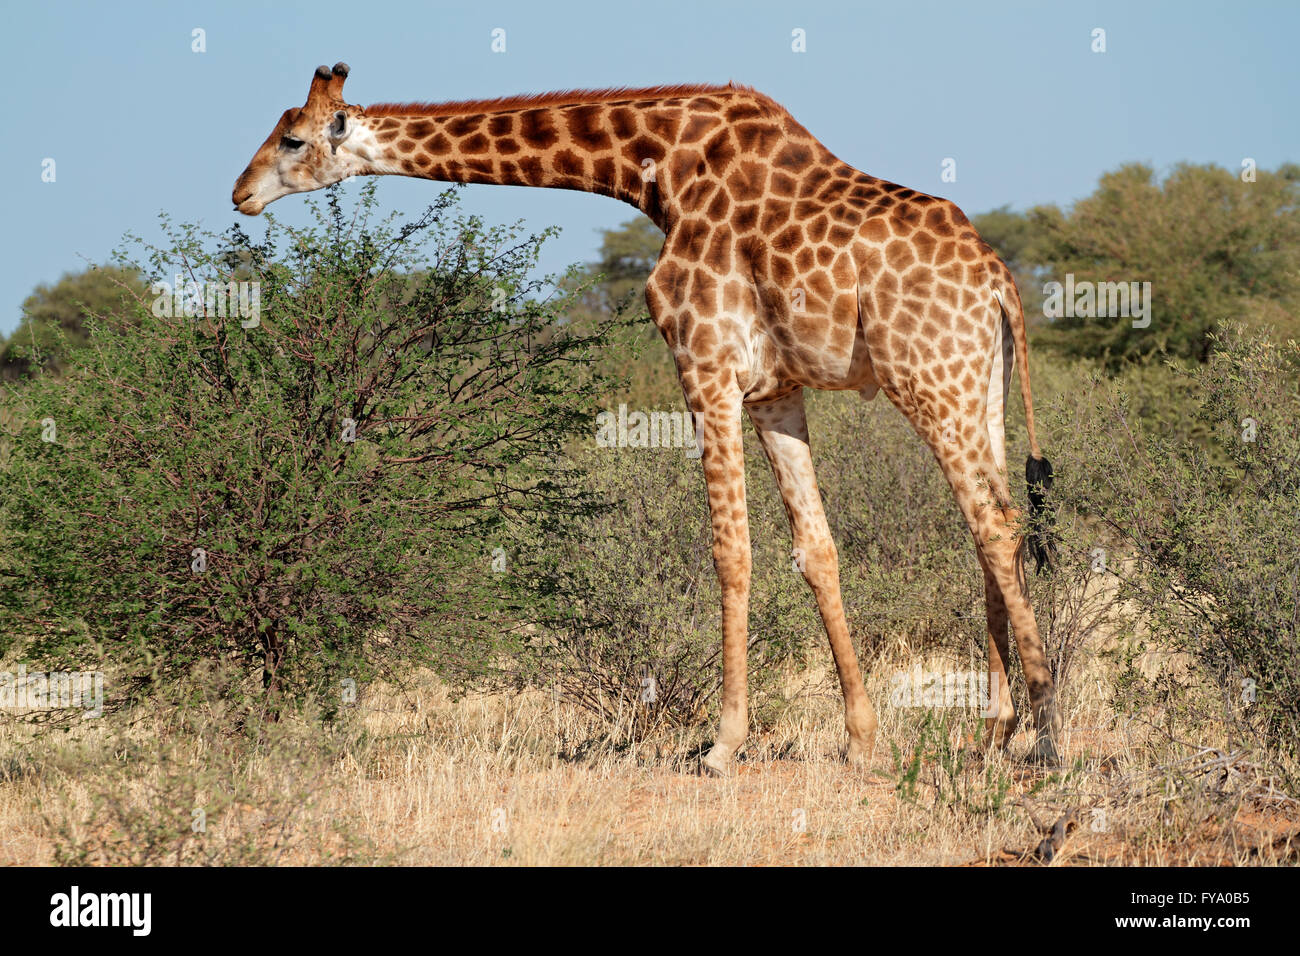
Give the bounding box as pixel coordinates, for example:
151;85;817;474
233;63;1061;774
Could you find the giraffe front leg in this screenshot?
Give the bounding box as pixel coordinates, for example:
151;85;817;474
687;381;752;778
748;391;877;767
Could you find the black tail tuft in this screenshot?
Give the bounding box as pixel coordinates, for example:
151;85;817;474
1025;455;1056;573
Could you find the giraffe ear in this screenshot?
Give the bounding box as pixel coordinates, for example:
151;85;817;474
327;62;350;101
328;110;349;142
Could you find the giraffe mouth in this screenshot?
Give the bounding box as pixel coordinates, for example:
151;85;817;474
231;182;264;215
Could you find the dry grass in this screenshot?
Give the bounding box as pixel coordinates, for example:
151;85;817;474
2;635;1297;867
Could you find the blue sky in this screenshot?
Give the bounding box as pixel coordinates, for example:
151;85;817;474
3;0;1297;337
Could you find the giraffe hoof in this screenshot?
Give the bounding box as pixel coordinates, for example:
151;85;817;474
701;747;736;778
846;737;875;768
982;719;1018;752
1028;735;1060;767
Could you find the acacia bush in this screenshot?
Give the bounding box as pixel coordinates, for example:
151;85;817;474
808;390;984;655
0;185;618;713
1039;326;1300;786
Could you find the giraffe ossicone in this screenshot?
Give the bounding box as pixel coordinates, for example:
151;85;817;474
234;65;1061;773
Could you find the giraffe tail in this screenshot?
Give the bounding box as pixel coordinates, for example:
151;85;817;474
992;275;1056;573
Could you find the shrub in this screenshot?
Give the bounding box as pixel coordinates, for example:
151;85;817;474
1039;326;1300;786
0;184;618;714
808;390;983;656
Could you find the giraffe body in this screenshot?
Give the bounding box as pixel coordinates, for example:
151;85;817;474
235;66;1061;773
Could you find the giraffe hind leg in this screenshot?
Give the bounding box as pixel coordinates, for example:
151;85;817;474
979;551;1018;749
981;312;1018;749
943;429;1057;761
879;378;1060;763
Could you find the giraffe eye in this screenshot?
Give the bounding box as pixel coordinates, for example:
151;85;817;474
280;135;306;150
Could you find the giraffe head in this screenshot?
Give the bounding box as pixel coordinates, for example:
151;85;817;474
232;62;370;215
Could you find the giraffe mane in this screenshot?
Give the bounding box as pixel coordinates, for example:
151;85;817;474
363;82;762;117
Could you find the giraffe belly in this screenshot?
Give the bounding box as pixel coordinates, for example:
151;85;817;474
743;347;878;401
775;315;880;395
745;277;873;396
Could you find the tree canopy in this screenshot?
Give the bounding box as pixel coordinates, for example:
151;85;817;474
1;265;147;380
974;162;1300;368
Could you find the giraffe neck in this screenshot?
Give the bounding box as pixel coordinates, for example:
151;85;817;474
353;90;758;231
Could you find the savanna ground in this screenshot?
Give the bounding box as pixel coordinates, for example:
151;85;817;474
2;648;1297;867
